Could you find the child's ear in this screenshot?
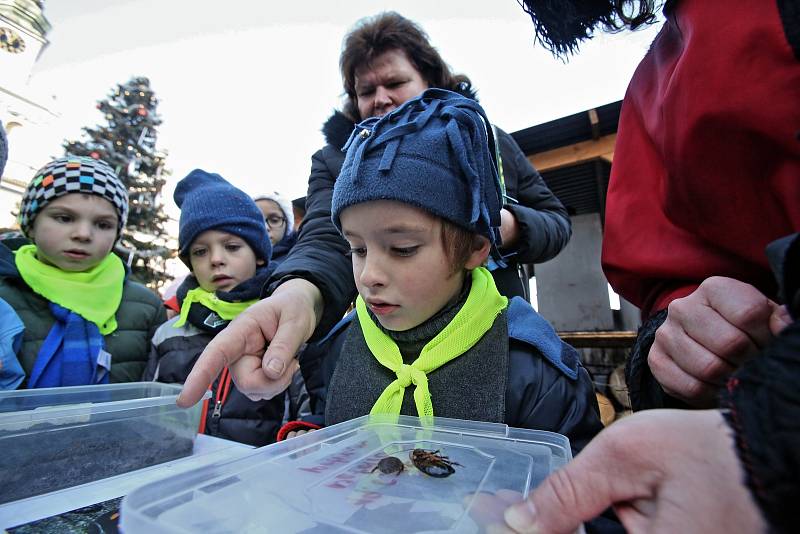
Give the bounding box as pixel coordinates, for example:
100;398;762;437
464;236;490;270
256;259;265;266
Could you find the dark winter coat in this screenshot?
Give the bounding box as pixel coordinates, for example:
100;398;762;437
294;111;571;306
0;242;166;386
722;233;800;533
269;230;297;271
143;317;285;446
143;272;286;446
300;296;602;454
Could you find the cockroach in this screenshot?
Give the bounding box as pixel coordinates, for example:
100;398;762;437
409;449;461;478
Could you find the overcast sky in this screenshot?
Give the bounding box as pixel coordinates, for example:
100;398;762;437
28;0;663;214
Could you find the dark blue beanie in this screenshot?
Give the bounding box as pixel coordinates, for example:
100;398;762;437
332;88;504;257
174;169;271;266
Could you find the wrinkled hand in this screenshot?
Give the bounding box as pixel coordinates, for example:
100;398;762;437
649;276;789;407
177;278;322;407
502;410;765;534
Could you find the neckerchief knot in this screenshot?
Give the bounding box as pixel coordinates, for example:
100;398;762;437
360;266;507;418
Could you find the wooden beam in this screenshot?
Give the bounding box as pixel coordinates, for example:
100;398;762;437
557;330;637;349
529;133;616;172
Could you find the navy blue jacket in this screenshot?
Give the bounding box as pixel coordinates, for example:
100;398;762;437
300;297;602;454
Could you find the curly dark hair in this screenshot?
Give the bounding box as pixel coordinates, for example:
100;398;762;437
339;12;476;121
518;0;667;58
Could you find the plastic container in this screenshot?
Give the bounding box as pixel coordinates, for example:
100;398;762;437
0;382;209;504
122;415;573;533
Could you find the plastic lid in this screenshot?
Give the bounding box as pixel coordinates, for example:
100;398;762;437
0;382;209;429
122;415;571;533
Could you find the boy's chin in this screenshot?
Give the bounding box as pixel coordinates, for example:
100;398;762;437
39;253;103;272
374;315;424;332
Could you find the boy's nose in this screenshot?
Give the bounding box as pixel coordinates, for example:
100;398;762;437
209;246;227;266
71;221;92;241
359;255;387;288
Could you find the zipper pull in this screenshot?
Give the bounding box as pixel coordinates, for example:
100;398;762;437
212;400;223;418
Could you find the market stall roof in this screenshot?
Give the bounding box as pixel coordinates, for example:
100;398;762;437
511;100;622;217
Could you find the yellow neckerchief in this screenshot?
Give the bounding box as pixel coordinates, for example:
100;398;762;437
359;266;508;417
14;244;124;335
174;287;258;328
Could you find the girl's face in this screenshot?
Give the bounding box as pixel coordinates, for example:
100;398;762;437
256;199;286;245
340;200;485;331
29;193;118;272
188;229;261;292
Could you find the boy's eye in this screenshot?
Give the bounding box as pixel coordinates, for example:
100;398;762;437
53;214;72;223
191;248;207;257
357;87;374;97
225;243;241;252
349;247;367;258
96;220;114;231
392;246;418;257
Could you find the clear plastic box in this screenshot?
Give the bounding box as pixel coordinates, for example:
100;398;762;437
0;382;208;504
122;415;573;533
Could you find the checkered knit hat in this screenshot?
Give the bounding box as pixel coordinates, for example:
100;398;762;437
18;156;129;238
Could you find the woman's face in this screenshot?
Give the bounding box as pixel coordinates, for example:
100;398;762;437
256;199;286;245
354;48;429;120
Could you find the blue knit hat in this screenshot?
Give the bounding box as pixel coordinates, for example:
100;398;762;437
174;169;271;266
332;88;504;256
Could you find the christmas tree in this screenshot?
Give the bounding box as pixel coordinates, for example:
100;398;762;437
64;76;173;289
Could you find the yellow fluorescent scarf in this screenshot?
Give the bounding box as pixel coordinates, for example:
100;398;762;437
174;287;258;328
15;244;125;335
359;266;508;418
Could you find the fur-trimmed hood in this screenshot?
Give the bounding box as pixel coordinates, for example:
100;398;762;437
321;110;356;151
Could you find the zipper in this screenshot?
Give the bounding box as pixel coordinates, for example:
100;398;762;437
205;366;233;432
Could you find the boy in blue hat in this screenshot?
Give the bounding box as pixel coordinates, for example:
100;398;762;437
144;170;287;446
289;89;601;452
0;155;166;388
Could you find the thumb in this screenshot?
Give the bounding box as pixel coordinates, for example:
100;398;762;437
769;304;792;336
504;428;645;534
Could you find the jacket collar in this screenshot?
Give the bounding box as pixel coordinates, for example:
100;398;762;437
322;110;356;150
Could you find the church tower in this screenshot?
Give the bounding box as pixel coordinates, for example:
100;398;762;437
0;0;56;227
0;0;51;91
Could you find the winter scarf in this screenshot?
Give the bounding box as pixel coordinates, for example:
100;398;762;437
173;264;273;332
28;303;109;388
14;244;124;334
14;245;124;388
359;267;507;417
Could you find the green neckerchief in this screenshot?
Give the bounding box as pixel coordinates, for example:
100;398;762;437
14;244;124;335
174;287;258;328
358;266;508;418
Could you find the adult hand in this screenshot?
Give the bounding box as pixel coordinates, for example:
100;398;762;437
648;276;784;407
499;208;520;250
177;278;323;407
502;410;765;534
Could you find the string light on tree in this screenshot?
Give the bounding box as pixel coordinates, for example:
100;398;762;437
62;76;173;289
